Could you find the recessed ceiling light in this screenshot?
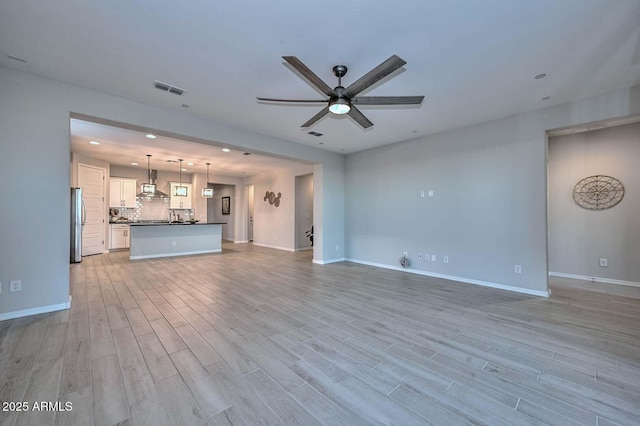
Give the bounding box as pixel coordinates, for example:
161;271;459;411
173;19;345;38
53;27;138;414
181;168;187;172
242;152;251;156
542;96;551;101
222;148;230;152
89;140;100;145
145;134;157;139
534;73;546;80
131;162;138;166
187;162;194;166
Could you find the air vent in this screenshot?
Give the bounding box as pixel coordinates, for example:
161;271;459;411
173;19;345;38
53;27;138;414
307;131;323;137
153;80;186;96
242;152;251;156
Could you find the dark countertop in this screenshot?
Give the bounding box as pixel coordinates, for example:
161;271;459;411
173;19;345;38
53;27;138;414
130;222;227;226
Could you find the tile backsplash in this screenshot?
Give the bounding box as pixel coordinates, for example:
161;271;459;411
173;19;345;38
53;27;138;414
136;198;170;221
110;198;192;222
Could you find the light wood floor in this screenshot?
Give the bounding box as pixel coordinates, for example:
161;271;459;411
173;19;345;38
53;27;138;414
1;243;640;425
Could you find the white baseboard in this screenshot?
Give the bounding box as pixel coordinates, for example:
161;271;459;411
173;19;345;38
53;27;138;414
549;272;640;288
129;249;222;260
252;242;296;252
233;240;249;244
0;295;72;321
346;258;550;298
313;258;346;265
297;246;313;251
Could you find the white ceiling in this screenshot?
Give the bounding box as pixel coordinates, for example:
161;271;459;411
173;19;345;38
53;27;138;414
2;1;640;155
70;119;308;177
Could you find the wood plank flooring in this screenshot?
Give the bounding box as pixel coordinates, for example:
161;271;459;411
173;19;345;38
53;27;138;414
1;242;639;425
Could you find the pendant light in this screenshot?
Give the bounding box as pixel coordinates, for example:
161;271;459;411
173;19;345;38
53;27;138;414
141;154;156;195
174;159;187;196
202;162;213;198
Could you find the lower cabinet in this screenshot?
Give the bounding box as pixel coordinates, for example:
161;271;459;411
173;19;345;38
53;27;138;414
109;224;130;249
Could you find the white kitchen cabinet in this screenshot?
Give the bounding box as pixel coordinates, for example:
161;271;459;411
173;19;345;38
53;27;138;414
110;178;137;208
170;182;192;209
109;224;130;249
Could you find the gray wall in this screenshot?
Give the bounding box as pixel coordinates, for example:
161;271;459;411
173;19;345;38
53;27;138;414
0;64;344;318
209;184;235;240
548;123;640;283
345;86;640;295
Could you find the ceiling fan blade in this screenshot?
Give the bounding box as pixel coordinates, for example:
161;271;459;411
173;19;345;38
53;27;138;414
352;96;424;105
347;106;374;129
345;55;407;98
301;106;330;128
283;56;336;97
257;97;328;103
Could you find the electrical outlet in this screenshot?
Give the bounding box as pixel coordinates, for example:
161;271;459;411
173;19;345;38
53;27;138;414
431;254;436;262
336;245;340;251
172;241;177;247
514;265;522;274
428;190;434;197
0;281;2;294
424;253;429;261
599;258;608;267
418;252;423;260
420;191;425;198
403;251;408;257
443;256;449;264
10;280;22;292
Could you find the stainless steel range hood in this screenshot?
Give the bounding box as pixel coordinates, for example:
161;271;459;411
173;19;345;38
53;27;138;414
137;169;170;199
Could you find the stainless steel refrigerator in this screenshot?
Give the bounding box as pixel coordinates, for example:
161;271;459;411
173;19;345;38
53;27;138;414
70;187;84;263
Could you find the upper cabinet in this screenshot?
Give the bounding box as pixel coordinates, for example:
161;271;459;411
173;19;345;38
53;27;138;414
170;182;192;209
110;178;137;208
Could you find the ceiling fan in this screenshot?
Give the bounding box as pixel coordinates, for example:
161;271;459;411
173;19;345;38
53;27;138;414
257;55;424;129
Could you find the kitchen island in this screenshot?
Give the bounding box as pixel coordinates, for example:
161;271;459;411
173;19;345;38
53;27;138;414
129;222;225;260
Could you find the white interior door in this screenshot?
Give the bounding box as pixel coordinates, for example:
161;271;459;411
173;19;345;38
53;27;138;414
78;164;105;256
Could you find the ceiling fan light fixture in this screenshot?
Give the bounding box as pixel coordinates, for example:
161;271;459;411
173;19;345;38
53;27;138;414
329;98;351;115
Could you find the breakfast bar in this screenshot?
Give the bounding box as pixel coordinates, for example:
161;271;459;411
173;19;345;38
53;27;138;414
129;222;225;260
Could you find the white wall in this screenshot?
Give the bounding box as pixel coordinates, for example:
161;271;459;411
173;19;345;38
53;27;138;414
0;65;343;319
548;122;640;284
245;165;314;251
296;174;314;249
345;86;640;296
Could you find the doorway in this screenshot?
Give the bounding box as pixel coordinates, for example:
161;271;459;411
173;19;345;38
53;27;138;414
207;184;236;241
247;184;254;242
547;118;640;287
295;174;313;251
78;163;105;256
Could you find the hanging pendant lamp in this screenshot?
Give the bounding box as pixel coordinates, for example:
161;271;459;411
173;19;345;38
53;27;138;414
141;154;156;195
174;159;187;196
202;162;213;198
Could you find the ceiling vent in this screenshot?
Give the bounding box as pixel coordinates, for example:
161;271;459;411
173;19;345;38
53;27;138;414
307;131;323;137
153;80;186;96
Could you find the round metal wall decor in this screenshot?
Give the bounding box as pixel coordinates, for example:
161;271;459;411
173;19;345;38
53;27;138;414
572;175;624;210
